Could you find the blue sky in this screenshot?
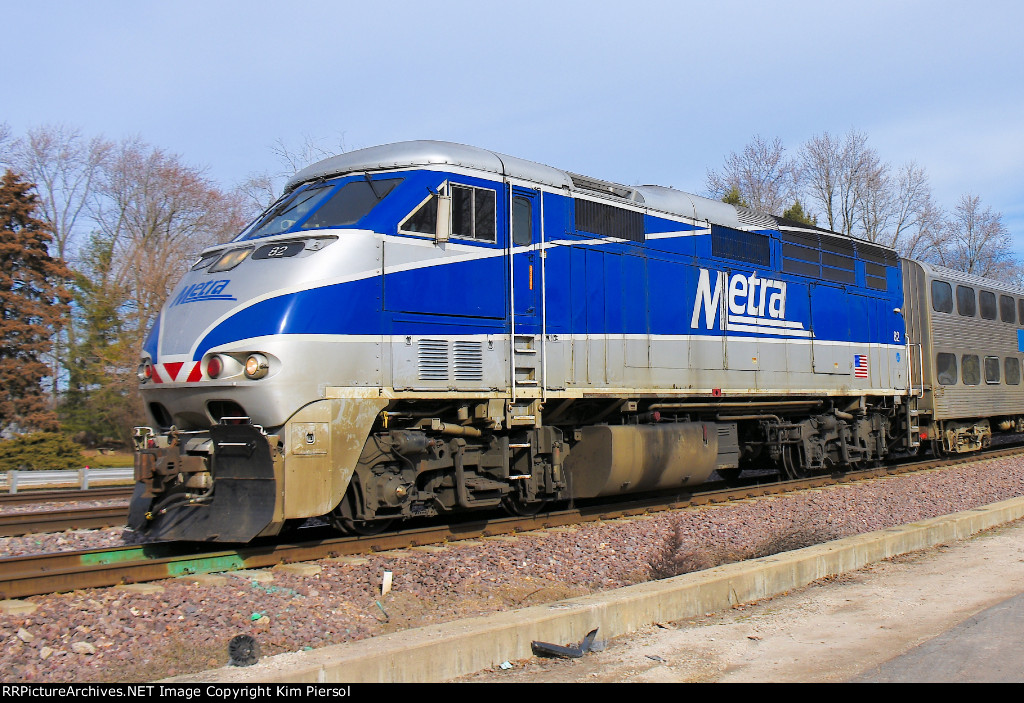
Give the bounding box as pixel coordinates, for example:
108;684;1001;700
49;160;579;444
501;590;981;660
5;1;1023;249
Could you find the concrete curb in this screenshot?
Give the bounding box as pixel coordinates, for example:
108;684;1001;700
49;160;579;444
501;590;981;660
172;496;1024;683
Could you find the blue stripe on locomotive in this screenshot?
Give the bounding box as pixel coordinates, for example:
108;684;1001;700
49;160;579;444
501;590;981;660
186;169;904;360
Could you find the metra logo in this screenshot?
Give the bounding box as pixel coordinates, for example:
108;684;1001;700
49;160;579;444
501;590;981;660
170;279;236;307
690;268;812;338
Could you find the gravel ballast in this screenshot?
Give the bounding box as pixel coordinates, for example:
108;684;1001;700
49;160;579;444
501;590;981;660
2;457;1024;683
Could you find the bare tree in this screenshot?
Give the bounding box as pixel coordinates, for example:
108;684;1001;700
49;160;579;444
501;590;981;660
933;194;1014;280
705;135;799;216
8;124;111;263
0;123;12;165
888;162;943;259
234;171;278;218
800;129;882;236
856;158;893;244
238;132;349;215
800;131;843;231
93;137;250;334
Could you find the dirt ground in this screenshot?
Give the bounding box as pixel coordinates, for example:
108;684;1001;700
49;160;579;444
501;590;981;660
461;520;1024;683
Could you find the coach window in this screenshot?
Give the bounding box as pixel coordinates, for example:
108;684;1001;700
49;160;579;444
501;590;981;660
980;291;997;320
936;353;957;385
985;356;1001;384
1002;295;1017;323
931;281;953;313
962;354;981;385
956;286;976;317
1006;357;1021;385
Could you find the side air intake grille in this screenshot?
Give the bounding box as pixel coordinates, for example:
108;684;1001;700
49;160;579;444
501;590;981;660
417;339;449;380
453;341;484;381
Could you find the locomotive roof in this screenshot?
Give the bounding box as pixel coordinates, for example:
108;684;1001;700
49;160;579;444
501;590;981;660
287;140;894;253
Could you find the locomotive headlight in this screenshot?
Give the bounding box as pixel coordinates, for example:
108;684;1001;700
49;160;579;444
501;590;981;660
244;353;269;380
137;361;153;383
206;354;224;379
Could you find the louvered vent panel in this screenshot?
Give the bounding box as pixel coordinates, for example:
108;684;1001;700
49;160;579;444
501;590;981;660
454;341;484;381
417;339;449;380
735;206;776;229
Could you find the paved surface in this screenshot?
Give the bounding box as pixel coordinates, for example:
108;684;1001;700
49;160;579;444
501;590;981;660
460;517;1024;683
855;591;1024;683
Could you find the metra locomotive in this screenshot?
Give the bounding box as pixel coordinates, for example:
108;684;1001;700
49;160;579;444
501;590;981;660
128;141;1024;542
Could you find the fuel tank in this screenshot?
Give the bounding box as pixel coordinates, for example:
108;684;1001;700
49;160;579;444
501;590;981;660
564;422;732;499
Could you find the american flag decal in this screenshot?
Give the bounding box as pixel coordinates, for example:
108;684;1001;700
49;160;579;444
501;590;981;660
854;354;869;378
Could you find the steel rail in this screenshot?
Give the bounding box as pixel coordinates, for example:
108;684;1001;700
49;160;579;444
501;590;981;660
2;443;1023;600
0;505;130;537
0;487;134;507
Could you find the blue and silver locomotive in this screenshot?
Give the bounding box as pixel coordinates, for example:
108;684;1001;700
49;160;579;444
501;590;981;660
128;141;946;541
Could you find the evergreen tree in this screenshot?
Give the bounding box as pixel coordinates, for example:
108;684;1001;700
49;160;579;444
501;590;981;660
0;171;71;432
60;231;133;442
782;199;817;226
721;185;749;207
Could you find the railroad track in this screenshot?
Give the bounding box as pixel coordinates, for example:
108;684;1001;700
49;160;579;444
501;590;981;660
0;486;133;507
2;443;1022;600
0;505;130;537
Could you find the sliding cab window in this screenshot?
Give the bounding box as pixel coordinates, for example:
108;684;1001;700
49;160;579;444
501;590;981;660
302;177;402;230
451;185;496;242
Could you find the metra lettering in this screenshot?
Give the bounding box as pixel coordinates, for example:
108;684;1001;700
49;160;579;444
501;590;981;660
170;279;235;306
690;269;788;330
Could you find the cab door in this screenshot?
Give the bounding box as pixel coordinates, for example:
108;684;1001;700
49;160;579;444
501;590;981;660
510;187;542;395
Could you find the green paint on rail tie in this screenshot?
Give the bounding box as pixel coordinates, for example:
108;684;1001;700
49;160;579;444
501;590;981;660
167;555;248;577
80;547;153;565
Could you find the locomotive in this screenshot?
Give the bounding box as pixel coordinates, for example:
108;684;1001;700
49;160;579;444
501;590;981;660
127;141;1024;542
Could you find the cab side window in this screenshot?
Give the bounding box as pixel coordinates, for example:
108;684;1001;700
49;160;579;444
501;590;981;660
452;185;496;242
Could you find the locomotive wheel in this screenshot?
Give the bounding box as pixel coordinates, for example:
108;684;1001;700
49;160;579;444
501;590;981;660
329;479;395;536
501;496;548;517
336;517;395;536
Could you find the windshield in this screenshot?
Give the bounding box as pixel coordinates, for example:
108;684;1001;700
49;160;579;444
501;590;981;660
235;184;334;241
233;176;404;241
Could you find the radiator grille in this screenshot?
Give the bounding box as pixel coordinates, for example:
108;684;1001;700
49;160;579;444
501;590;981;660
453;341;484;381
417;339;449;380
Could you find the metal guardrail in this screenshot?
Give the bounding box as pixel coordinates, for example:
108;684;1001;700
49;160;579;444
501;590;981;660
0;467;134;493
